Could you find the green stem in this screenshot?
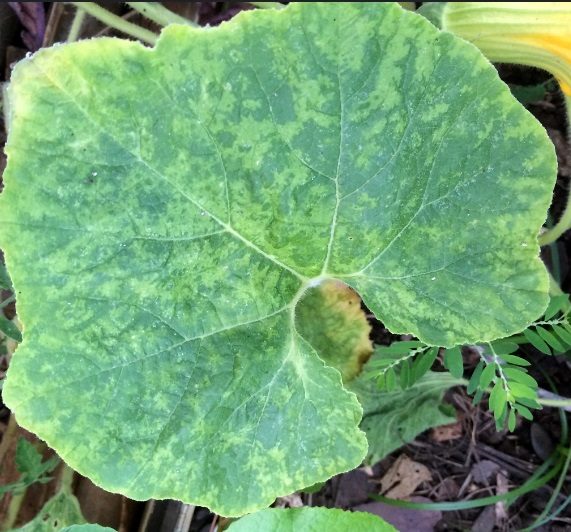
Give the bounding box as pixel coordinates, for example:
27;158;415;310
125;2;198;27
68;3;158;45
532;442;571;527
539;92;571;246
249;2;286;9
58;463;75;493
547;270;571;315
542;218;567;246
0;415;25;531
66;8;86;42
0;414;17;467
535;397;571;408
1;490;26;531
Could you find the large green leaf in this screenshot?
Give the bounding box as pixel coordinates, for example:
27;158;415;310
228;507;397;532
0;1;555;517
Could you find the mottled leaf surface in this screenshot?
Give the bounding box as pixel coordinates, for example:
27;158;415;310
349;353;464;464
18;490;86;531
228;507;397;532
0;1;555;517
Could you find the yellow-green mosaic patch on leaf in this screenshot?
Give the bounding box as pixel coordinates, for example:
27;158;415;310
296;281;372;381
0;1;555;518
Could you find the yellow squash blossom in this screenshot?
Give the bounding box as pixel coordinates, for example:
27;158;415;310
443;2;571;97
441;2;571;246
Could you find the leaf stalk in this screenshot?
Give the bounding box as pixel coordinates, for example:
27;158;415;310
68;3;158;45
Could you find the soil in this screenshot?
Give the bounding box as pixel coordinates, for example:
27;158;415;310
1;4;571;532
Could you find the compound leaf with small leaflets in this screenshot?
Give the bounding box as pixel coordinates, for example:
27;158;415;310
0;1;555;517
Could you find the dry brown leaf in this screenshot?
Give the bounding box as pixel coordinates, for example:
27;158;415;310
430;417;463;442
274;494;303;508
380;455;432;499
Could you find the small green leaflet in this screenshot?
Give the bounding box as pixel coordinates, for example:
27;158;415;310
0;263;13;290
0;1;555;516
0;315;22;342
443;346;463;378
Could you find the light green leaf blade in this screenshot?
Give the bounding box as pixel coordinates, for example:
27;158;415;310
0;1;555;517
349;352;463;464
227;507;397;532
18;490;86;532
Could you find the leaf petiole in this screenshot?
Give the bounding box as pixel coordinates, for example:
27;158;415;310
68;3;158;45
126;2;198;28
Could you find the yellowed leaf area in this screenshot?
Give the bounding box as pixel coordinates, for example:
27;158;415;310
296;281;373;382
